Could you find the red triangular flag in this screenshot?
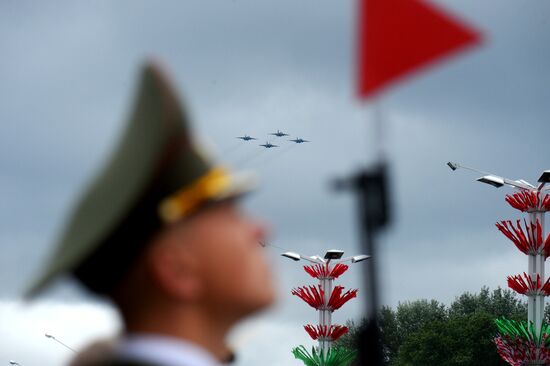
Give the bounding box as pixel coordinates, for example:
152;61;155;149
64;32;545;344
357;0;482;99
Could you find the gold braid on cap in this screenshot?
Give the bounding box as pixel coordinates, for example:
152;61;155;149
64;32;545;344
158;167;232;223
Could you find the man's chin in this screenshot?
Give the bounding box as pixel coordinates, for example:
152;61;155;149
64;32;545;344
237;291;277;319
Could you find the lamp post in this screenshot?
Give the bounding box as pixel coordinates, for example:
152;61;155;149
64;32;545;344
45;333;76;353
449;162;550;365
283;249;369;365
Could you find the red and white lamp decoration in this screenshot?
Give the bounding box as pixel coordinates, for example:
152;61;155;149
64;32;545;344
282;249;370;357
450;162;550;365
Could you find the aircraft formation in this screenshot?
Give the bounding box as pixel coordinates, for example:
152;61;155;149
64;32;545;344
236;130;310;149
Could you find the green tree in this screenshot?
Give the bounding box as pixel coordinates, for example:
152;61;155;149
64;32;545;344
379;305;400;362
542;302;550;324
449;287;525;320
394;312;505;366
395;299;446;341
336;318;365;351
336;287;527;366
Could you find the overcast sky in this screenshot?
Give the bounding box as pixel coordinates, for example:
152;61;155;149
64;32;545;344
2;0;550;365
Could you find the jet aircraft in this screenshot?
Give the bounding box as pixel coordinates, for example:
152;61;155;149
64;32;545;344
269;130;289;137
260;142;278;148
290;138;310;144
236;135;257;141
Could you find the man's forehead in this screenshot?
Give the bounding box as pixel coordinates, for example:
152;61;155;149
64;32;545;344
176;199;240;227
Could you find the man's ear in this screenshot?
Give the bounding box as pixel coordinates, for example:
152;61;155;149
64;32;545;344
146;237;203;301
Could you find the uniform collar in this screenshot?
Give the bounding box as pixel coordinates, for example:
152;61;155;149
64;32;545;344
117;334;220;366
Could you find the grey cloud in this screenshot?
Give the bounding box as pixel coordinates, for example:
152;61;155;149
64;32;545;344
1;0;549;364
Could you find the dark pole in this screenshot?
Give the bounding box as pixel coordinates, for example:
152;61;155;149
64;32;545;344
334;161;390;366
358;162;389;366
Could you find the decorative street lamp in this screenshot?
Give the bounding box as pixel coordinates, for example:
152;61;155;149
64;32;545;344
45;333;76;353
449;162;550;366
282;248;369;366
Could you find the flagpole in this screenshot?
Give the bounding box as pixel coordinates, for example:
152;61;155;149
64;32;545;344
358;98;389;366
352;0;481;362
333;99;389;366
373;97;386;162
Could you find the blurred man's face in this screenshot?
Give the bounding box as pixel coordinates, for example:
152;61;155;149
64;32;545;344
158;200;276;321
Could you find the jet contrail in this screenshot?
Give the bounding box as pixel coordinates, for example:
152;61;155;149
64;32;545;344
248;143;299;168
218;141;243;157
233;148;267;167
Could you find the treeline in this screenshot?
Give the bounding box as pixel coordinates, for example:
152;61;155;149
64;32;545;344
335;287;544;366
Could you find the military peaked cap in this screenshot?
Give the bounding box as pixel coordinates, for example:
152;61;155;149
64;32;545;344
26;61;255;297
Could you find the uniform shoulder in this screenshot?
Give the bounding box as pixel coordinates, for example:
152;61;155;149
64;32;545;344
92;358;164;366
